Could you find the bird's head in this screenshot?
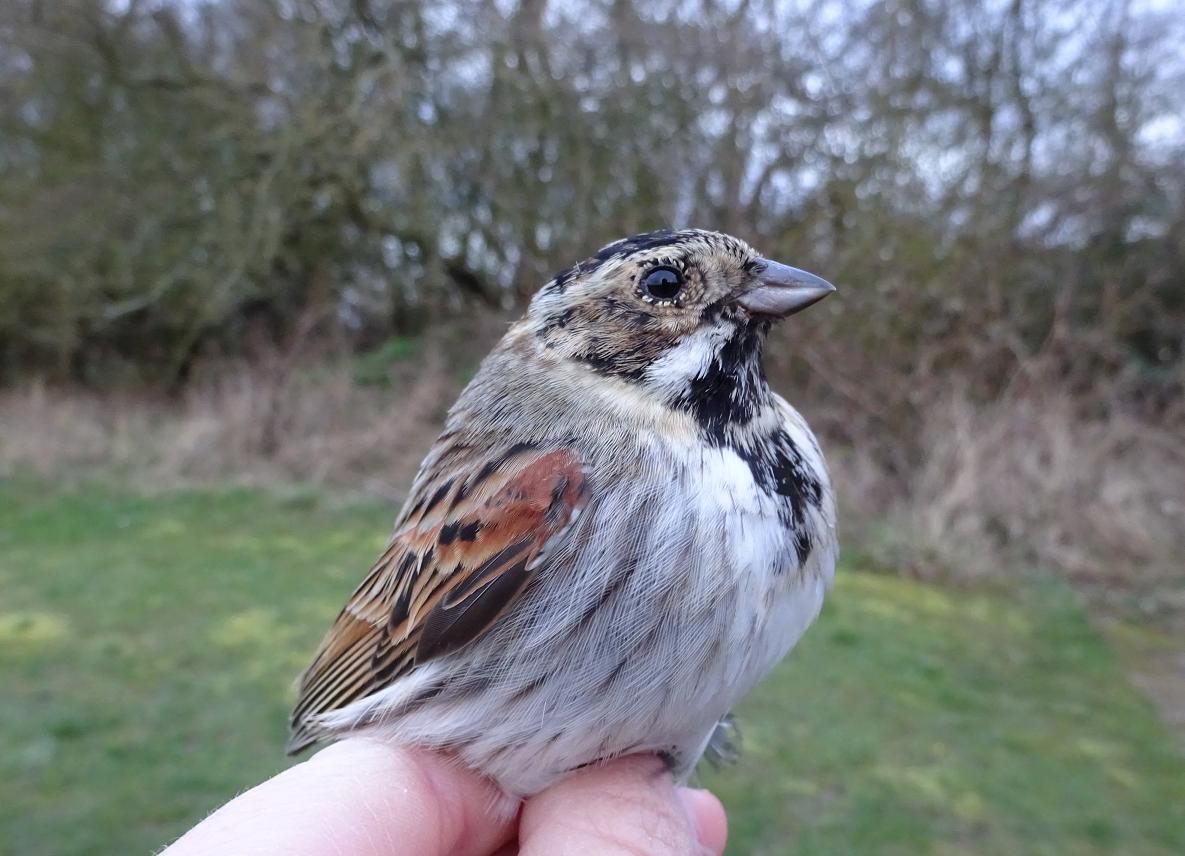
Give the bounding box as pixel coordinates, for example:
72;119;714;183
524;228;835;435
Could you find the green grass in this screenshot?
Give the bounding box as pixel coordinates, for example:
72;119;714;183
1;483;1182;855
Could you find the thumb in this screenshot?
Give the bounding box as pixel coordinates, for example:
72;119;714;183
518;755;727;856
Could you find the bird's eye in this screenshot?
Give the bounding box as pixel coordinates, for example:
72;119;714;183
640;266;685;301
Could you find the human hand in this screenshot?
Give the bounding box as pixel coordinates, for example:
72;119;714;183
162;738;728;855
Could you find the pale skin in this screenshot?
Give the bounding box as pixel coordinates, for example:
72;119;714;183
162;739;728;856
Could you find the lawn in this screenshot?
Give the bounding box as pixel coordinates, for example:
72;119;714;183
1;482;1182;855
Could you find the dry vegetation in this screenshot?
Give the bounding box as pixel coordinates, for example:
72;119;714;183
0;352;453;499
876;389;1184;596
4;349;1181;613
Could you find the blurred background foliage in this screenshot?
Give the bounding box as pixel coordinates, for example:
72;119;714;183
2;2;1185;853
3;0;1182;388
3;0;1182;597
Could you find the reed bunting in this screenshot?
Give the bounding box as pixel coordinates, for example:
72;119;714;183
289;229;838;797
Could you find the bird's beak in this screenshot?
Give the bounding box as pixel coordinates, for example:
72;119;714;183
735;259;836;318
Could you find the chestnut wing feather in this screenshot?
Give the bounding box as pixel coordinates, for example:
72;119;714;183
287;445;587;753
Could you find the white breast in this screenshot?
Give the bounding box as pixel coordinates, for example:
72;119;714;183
666;432;835;700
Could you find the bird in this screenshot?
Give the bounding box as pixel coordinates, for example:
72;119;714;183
288;228;838;798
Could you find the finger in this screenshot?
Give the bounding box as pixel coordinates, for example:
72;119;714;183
677;787;728;855
162;738;517;856
518;756;727;856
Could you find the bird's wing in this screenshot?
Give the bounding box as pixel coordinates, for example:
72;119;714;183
288;442;587;752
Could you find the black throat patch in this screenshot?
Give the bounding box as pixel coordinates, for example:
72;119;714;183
670;319;772;445
670;316;825;561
